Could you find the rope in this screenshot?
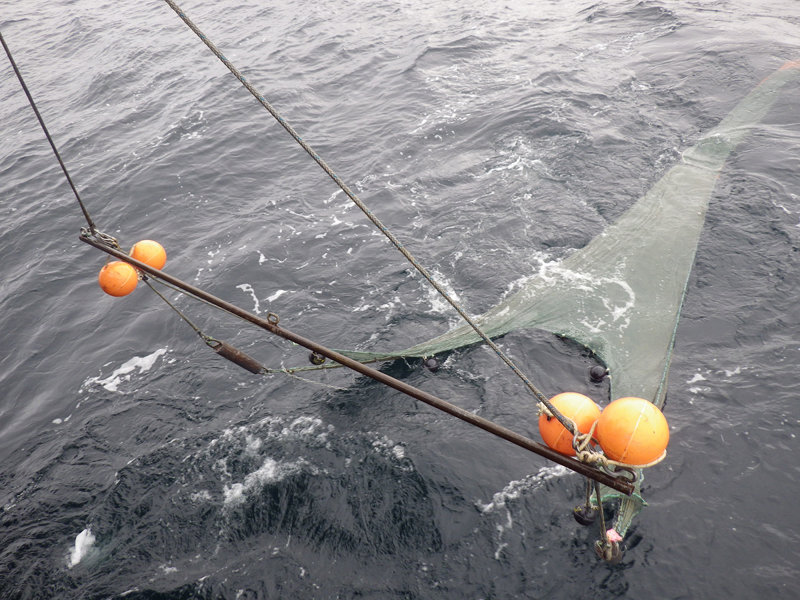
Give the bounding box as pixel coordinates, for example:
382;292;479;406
1;25;351;396
592;480;622;562
3;11;632;495
0;30;114;245
279;368;349;391
594;480;609;543
82;231;637;494
161;0;575;433
145;274;260;336
145;276;351;390
569;419;665;472
143;277;213;343
582;478;594;512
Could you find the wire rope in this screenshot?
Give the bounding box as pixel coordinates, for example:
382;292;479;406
0;30;116;245
161;0;574;432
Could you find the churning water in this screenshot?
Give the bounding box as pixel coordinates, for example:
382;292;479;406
1;1;799;598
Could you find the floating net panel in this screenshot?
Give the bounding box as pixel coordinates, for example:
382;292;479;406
338;62;799;536
341;63;799;409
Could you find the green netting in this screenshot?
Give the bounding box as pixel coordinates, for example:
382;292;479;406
342;63;798;408
337;62;799;536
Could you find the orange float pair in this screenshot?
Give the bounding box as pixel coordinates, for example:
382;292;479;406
97;240;167;297
538;392;669;466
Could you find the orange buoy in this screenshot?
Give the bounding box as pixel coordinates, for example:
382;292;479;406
130;240;167;270
538;392;601;456
98;261;138;297
595;397;669;466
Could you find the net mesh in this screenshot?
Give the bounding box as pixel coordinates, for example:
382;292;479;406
341;63;798;410
336;62;799;536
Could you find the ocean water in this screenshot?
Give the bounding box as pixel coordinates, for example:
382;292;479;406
1;0;799;598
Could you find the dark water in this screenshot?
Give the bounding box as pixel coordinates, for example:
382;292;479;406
2;1;799;598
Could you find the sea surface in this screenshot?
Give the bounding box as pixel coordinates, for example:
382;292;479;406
1;1;799;598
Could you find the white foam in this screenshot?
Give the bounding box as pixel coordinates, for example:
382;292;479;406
480;137;546;179
494;306;510;318
420;269;461;318
478;465;570;514
245;434;262;455
266;289;287;302
323;189;343;204
223;456;300;507
68;528;95;568
369;435;411;471
477;465;570;560
687;372;707;384
236;283;261;314
533;261;635;333
84;348;167;392
282;416;325;440
190;490;212;502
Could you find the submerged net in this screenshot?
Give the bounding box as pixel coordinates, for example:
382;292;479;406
342;62;798;408
337;62;799;535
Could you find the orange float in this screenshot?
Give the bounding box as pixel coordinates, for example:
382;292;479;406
538;392;601;456
98;261;138;296
130;240;167;270
595;397;669;465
